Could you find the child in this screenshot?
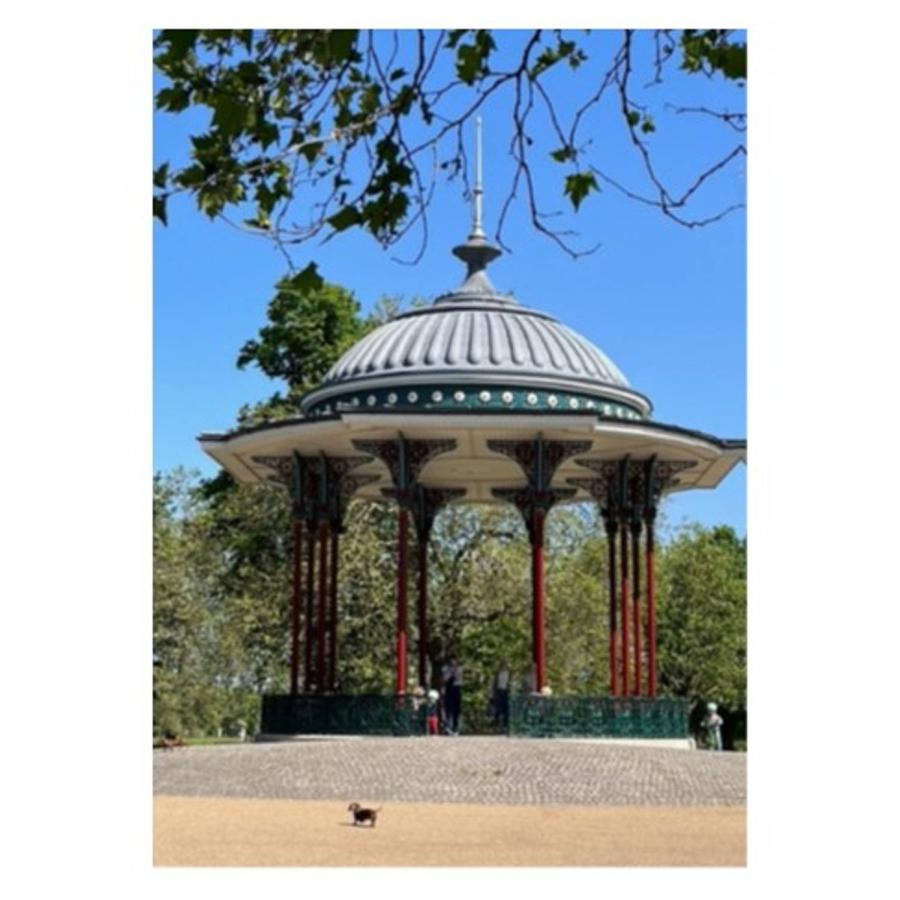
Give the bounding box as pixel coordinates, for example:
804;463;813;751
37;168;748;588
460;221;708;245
426;689;440;736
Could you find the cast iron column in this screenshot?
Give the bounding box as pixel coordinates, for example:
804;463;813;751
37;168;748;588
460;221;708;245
290;518;303;696
328;526;339;692
620;519;630;697
532;507;547;691
417;535;428;689
352;435;457;697
396;505;409;695
304;520;316;691
604;512;619;697
646;513;658;698
316;520;329;693
631;515;642;696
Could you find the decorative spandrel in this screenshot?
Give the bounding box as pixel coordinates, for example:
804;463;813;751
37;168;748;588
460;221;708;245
570;456;698;523
251;454;295;485
252;453;319;520
492;486;576;542
251;453;373;523
352;435;457;505
487;434;592;493
328;473;381;531
412;486;467;543
381;483;464;541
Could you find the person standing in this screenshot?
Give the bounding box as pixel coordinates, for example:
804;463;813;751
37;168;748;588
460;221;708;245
701;702;724;750
492;661;511;730
443;658;463;735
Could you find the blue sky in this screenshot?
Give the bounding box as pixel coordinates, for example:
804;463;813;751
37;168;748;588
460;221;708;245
153;30;746;535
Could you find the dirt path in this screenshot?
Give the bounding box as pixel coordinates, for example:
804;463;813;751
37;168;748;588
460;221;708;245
154;796;745;867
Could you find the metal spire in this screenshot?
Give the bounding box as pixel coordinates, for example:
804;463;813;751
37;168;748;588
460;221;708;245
452;117;501;294
471;116;485;239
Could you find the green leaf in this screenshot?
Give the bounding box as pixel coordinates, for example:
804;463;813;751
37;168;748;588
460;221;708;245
550;146;575;163
680;30;746;81
300;141;323;163
446;30;468;49
212;94;248;136
326;30;358;62
156;86;190;112
641;117;656;134
455;30;495;85
153;163;169;189
626;110;640;127
327;206;361;233
563;172;599;212
156;29;198;60
288;262;324;296
153;195;168;225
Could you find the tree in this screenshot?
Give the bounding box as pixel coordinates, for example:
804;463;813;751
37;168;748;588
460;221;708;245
153;469;220;736
154;29;746;263
656;523;747;708
231;264;421;427
233;263;366;425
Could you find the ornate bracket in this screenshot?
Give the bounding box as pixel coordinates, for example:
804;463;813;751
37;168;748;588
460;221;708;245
411;485;466;543
251;452;374;524
491;486;577;543
570;456;697;525
381;484;465;542
487;433;592;499
487;434;588;542
353;434;457;507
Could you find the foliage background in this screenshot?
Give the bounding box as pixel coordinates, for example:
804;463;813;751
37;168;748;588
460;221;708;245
154;466;746;741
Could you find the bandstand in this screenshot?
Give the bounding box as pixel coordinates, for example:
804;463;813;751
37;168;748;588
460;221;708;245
198;146;745;740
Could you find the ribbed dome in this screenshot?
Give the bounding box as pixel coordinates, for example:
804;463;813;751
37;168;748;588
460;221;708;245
321;301;629;387
301;232;651;419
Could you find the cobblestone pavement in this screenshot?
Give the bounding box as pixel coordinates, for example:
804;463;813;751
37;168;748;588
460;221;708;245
154;738;746;807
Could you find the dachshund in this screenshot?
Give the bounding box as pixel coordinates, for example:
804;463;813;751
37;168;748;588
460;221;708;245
347;802;380;827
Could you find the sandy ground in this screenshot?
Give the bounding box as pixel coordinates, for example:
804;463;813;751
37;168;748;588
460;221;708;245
154;796;745;867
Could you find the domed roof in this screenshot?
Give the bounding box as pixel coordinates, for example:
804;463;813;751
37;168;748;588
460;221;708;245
301;225;651;419
321;294;629;389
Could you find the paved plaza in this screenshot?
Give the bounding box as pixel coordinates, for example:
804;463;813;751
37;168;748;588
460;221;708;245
154;736;746;807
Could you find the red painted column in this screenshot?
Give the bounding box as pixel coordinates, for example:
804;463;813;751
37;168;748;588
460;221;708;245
316;520;329;693
620;521;630;697
290;518;303;696
532;508;547;691
631;519;642;696
606;516;619;696
646;516;658;698
303;523;316;691
395;506;409;695
417;536;428;689
328;527;339;692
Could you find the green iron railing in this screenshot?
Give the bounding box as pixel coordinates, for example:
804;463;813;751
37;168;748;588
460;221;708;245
261;693;688;739
261;694;425;736
508;695;689;739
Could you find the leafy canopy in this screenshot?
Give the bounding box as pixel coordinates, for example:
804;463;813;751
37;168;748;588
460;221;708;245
154;29;746;262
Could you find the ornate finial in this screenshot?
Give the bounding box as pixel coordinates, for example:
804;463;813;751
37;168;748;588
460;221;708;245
452;118;501;294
